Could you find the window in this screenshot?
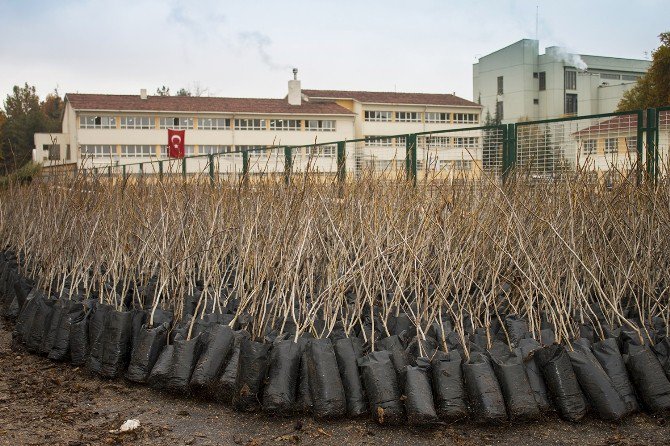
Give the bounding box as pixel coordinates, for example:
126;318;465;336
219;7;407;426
497;76;504;95
533;72;539;79
539;72;546;91
453;137;479;149
424;136;449;147
159;117;193;129
395;136;406;147
496;101;504;120
198;118;230;130
184;145;196;156
396;112;421;122
453;113;479;124
269;119;301;131
306;145;336;157
565;70;577;90
66;144;71;160
622;74;641;81
583;139;597;155
79;115;116;129
604;138;617;154
120;116;155;129
425;112;449;123
565;94;578;115
121;145;154;157
625;136;637;152
365;136;393;147
306;120;335;131
453;160;473;171
533;98;539;105
200;145;232;155
234;118;265;130
600;73;621;80
80;145;114;157
364;111;392;122
44;144;60;160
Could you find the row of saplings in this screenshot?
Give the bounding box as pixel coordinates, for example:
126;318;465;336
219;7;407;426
4;277;670;424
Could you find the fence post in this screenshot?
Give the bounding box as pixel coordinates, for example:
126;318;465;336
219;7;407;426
646;108;658;184
636;110;644;186
159;161;163;181
242;150;249;186
337;141;346;185
209;154;215;185
284;146;292;185
182;157;187;180
405;134;417;186
502;123;517;183
122;165;126;182
139;163;143;178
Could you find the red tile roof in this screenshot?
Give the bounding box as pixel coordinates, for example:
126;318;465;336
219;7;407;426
572;115;638;137
302;89;481;108
65;93;355;115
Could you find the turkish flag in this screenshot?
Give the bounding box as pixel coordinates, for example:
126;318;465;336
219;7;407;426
167;129;185;158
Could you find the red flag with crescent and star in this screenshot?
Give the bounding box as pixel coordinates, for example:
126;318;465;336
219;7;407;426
167;129;185;158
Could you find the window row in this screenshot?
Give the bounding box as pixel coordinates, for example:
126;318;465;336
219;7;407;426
81;144;233;158
364;111;479;124
581;137;637;155
79;115;336;131
365;136;480;148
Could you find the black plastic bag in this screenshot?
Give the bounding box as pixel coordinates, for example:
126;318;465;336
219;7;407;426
148;344;175;390
504;314;529;347
16;292;40;343
262;337;302;413
431;350;468;420
296;342;313;413
490;349;540;421
125;323;168;383
334;337;367;417
567;342;628;421
69;310;90;366
40;299;68;355
214;330;249;404
378;335;409;384
190;324;235;393
166;334;203;394
26;297;55;353
100;309;133;378
358;351;404;425
591;338;639;413
516;338;552;412
404;358;437;425
535;344;587;421
462;352;507;424
87;303;112;374
306;338;347;419
652;337;670;379
624;344;670;413
233;338;271;411
48;302;84;361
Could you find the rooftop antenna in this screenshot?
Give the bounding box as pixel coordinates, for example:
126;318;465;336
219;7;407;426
292;68;298;80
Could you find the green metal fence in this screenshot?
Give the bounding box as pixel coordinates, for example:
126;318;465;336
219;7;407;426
72;108;667;186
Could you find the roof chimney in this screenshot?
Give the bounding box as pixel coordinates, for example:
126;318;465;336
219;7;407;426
288;68;301;106
140;88;147;100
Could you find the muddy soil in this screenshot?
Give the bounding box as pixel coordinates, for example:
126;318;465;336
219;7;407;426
0;319;668;446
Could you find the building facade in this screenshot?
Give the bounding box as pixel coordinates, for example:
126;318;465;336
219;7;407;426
34;78;483;178
473;39;651;124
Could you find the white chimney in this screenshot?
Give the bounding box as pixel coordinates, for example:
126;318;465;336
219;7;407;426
288;68;301;106
140;88;147;100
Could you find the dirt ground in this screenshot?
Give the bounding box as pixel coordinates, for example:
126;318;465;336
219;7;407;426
0;319;669;446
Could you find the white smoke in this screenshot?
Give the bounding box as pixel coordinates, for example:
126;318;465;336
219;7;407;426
553;47;588;71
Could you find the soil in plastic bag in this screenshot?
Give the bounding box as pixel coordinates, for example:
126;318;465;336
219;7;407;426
100;309;133;378
652;337;670;379
69;310;90;366
166;333;203;395
16;292;40;344
431;350;468;420
516;338;552;412
462;352;507;424
490;349;540;421
40;299;68;355
233;338;271;411
535;344;587;421
624;344;670;413
378;335;409;385
262;337;302;414
333;337;367;417
306;338;347;419
404;358;437;425
148;344;175;390
591;338;639;413
125;323;168;383
504;315;529;347
87;303;112;374
358;350;404;425
296;338;313;413
26;297;56;353
190;324;235;393
213;330;248;404
48;302;84;361
567;342;628;421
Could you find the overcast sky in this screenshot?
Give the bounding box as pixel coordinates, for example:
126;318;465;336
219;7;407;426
0;0;667;104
